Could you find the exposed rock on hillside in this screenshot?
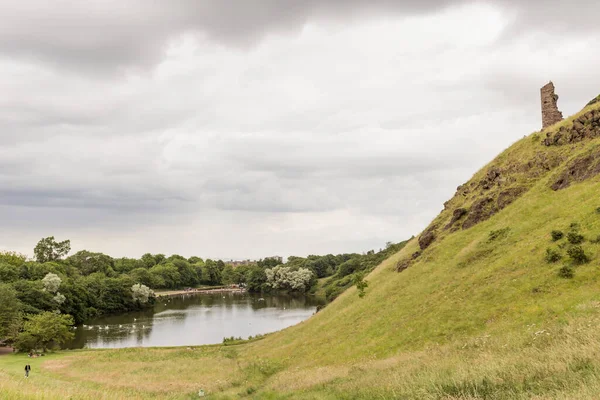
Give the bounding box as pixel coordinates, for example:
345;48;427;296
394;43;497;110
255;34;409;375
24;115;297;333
444;208;467;230
551;150;600;190
418;227;436;250
543;109;600;146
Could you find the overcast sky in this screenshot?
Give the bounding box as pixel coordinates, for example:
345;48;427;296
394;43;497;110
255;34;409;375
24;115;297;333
1;1;599;260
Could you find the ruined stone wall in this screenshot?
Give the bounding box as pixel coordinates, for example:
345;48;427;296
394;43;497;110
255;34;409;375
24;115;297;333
541;81;563;129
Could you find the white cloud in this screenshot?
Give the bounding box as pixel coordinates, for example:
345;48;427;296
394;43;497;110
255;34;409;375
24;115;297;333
1;1;599;259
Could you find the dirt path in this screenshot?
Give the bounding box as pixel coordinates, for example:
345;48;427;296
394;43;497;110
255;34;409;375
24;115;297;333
156;288;246;297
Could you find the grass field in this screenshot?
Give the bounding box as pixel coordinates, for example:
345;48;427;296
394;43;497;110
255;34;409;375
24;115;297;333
2;102;600;399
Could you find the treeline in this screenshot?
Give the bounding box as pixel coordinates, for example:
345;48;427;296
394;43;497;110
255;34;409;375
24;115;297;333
0;236;408;351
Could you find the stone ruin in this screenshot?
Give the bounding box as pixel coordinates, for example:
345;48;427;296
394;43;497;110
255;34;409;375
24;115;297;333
541;81;563;129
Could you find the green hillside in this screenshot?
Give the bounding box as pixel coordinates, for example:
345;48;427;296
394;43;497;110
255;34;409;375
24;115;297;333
2;100;600;399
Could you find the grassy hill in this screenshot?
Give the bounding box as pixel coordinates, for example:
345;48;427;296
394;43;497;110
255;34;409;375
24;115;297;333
2;100;600;399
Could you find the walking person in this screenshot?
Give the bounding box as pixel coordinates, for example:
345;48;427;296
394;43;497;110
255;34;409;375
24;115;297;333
25;364;31;378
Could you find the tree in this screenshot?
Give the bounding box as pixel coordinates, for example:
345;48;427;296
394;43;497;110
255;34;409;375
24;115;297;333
34;236;71;263
0;262;19;283
14;312;74;353
42;272;62;293
132;283;153;304
0;284;22;342
265;266;313;292
353;273;369;298
67;250;115;276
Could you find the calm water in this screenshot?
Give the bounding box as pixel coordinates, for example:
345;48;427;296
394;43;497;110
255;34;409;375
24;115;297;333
66;292;321;349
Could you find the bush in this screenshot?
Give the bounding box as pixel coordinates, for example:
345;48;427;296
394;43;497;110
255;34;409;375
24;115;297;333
596;207;600;214
567;246;589;264
488;228;510;242
551;230;564;241
591;235;600;244
545;248;562;263
558;266;574;279
567;232;585;244
570;222;580;231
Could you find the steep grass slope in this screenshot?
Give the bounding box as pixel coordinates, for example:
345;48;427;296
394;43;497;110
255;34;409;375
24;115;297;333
2;100;600;399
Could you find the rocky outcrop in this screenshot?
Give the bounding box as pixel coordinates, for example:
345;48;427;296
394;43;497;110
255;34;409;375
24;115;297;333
418;227;437;251
551;151;600;191
444;208;468;230
542;109;600;146
462;197;497;230
497;187;526;210
479;167;503;190
541;82;563;129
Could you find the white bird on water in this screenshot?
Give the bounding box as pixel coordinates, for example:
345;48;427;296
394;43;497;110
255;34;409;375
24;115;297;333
119;325;122;328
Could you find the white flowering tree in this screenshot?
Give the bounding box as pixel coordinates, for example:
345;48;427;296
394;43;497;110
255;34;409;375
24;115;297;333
53;292;66;305
132;283;154;304
42;273;61;293
265;266;313;292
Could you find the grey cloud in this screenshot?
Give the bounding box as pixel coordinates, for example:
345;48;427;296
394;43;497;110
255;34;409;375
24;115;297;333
8;0;600;73
0;0;460;72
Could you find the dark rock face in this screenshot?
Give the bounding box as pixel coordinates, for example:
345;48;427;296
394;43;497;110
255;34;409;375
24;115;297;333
497;187;526;210
444;208;468;230
418;229;436;251
462;197;497;230
543;109;600;146
396;258;410;272
551;151;600;191
479;167;503;190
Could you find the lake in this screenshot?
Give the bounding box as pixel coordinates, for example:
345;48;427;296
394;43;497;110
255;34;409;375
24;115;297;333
66;291;321;349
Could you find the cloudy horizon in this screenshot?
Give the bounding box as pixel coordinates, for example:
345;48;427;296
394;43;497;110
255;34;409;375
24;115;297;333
1;0;599;260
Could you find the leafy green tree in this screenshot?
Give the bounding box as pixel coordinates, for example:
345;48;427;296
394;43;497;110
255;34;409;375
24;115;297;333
14;312;74;353
172;259;199;287
0;251;27;267
113;258;143;273
140;253;157;269
0;284;22;342
12;280;54;314
149;264;181;288
245;266;267;292
353;273;369;298
201;260;222;285
129;268;156;288
67;250;115;276
33;236;71;263
0;262;19;283
188;256;204;264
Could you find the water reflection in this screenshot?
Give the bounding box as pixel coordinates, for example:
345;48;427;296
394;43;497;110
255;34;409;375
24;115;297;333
67;292;322;349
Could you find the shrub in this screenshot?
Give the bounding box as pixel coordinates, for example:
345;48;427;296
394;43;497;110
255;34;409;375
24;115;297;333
567;246;589;264
591;235;600;244
558;266;574;279
570;222;580;231
551;230;564;241
567;232;585;244
596;207;600;214
545;248;562;263
488;228;510;242
222;336;242;344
